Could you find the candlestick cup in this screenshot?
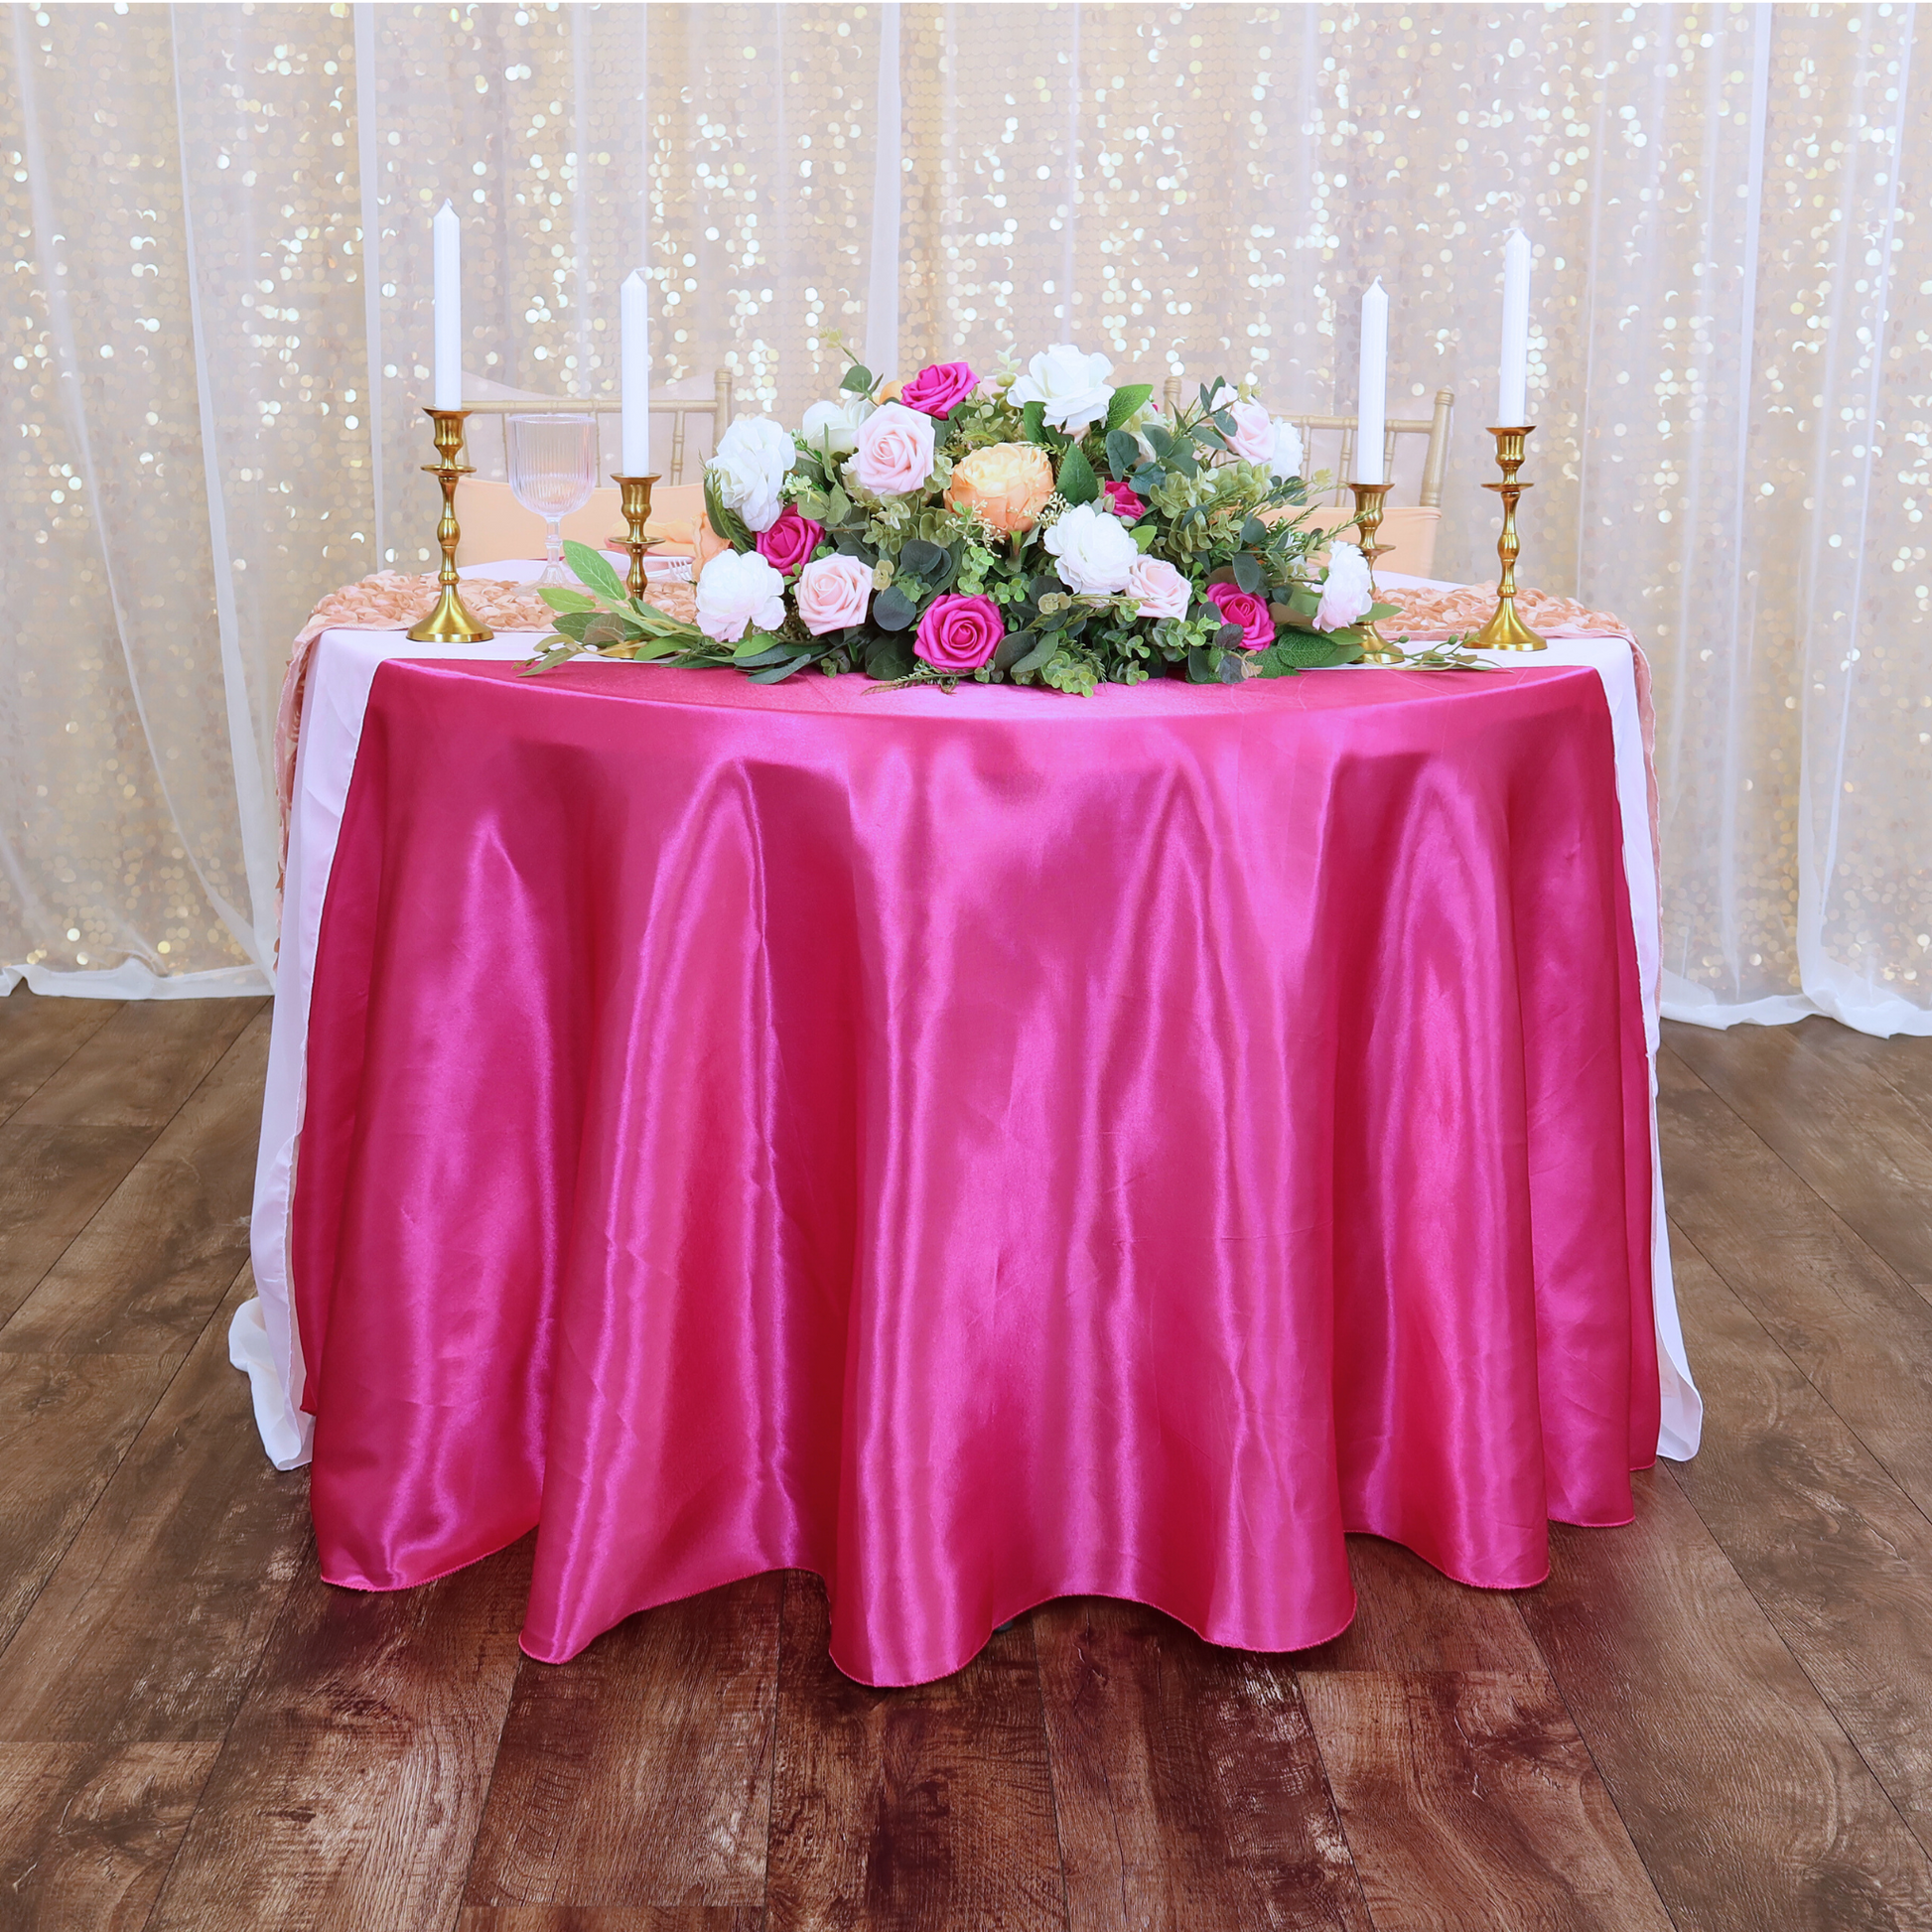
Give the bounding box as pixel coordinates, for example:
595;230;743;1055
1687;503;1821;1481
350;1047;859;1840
1469;425;1546;652
406;408;494;644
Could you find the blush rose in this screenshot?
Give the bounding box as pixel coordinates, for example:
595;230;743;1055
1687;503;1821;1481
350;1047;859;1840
851;401;936;496
795;553;874;634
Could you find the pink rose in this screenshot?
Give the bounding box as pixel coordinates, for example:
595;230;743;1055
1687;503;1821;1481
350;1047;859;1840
852;400;936;496
913;592;1004;672
1124;556;1189;621
755;504;824;576
1102;478;1144;520
795;553;874;634
1205;581;1275;651
1222;399;1277;466
898;360;978;418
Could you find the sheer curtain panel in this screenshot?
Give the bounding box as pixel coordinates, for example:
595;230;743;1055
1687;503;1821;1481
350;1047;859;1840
1;3;1926;1032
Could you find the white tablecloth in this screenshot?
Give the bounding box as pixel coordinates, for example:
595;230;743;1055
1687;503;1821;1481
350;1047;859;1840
233;563;1702;1471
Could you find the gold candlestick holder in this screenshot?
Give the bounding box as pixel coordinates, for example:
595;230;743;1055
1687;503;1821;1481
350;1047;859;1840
1346;480;1403;663
406;407;493;644
611;473;658;600
1469;425;1545;651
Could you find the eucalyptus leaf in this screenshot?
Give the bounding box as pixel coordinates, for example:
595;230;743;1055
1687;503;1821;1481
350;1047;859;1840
840;363;874;395
874;585;917;631
1105;429;1140;481
864;632;915;681
750;654;814;683
1232;552;1263;594
1106;383;1153;432
1240;516;1268;547
824;483;852;527
1213;622;1246;653
1013;633;1059;676
993;625;1034;672
1144;424;1174;459
1215;650;1247;685
1056;444;1099;507
900;537;947;576
564;539;628;604
1186;645;1215;683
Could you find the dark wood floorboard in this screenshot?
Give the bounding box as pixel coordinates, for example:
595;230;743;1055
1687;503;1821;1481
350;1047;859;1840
1668;1018;1932;1287
1299;1670;1673;1931
0;985;120;1125
1;991;1931;1928
763;1576;1065;1932
466;1575;782;1912
1035;1597;1368;1931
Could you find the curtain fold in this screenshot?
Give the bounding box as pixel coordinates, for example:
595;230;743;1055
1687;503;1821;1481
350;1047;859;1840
2;3;1926;1031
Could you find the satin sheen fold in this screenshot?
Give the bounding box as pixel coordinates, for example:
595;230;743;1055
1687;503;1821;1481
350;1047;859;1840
292;659;1659;1684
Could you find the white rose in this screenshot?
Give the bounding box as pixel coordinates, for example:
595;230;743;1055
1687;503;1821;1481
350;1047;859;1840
1123;556;1190;621
798;393;875;458
1268;418;1305;482
1009;343;1116;434
1043;502;1140;596
1313;542;1374;632
695;547;788;643
706;414;795;533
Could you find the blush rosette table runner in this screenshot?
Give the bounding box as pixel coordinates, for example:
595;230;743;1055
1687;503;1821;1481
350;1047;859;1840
240;566;1700;1685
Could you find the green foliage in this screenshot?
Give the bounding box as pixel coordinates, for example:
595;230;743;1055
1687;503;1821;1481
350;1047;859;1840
516;369;1413;699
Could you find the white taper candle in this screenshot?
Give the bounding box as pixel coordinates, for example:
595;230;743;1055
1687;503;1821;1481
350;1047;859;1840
621;270;650;474
1354;277;1388;485
432;201;462;410
1498;228;1532;424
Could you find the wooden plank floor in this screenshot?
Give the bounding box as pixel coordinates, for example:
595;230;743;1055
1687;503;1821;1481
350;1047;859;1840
2;985;1930;1931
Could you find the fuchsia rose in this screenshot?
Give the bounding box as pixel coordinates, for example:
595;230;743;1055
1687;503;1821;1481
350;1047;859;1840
1205;580;1276;651
1102;478;1144;521
754;504;824;576
914;592;1005;672
897;360;978;418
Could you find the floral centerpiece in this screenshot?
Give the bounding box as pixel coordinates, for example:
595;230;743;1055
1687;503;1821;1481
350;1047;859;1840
525;344;1399;695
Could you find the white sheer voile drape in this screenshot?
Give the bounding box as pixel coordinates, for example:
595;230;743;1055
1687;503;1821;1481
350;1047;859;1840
2;4;1927;1031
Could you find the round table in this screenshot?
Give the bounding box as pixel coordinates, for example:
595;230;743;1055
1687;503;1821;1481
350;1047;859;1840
280;649;1662;1684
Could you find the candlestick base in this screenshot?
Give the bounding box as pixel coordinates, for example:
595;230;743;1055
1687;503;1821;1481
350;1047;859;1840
406;407;494;644
612;473;659;601
1471;424;1545;653
1344;480;1404;663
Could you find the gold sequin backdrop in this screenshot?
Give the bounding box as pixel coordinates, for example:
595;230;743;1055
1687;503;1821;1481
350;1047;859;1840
1;2;1926;1029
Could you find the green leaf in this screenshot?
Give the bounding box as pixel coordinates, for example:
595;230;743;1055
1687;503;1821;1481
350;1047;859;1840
874;585;917;631
864;631;916;681
582;612;644;648
1231;551;1263;595
564;539;627;604
840;362;875;395
1132;523;1158;553
1185;645;1215;683
824;483;852;527
1240;516;1268;547
1012;632;1059;676
1213;622;1246;653
750;653;814;683
1105;383;1153;432
1021;399;1048;445
900;537;947;577
1168;443;1198;480
539;586;598;615
993;625;1034;672
702;472;755;552
552;611;596;642
733;632;791;664
1144;424;1174;460
1105;428;1140;481
516;640;583;677
1215;649;1247;684
1056;444;1099;507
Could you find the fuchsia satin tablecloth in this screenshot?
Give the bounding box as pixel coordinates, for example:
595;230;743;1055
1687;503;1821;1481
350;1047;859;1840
293;657;1658;1685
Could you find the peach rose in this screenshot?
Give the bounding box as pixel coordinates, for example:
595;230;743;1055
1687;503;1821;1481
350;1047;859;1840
944;442;1055;535
692;512;733;579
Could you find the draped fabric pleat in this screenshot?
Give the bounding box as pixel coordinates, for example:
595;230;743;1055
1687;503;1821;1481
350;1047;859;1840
1;4;1926;1031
